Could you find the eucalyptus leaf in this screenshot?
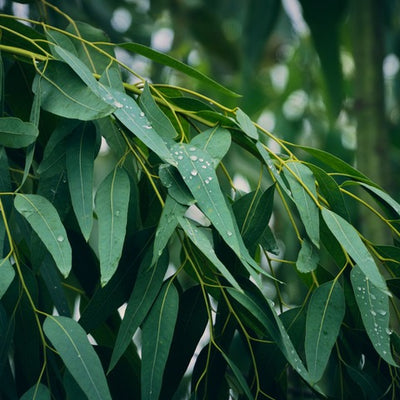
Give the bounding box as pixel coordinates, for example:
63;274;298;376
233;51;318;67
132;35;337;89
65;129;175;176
0;258;14;299
95;168;130;286
236;108;259;140
350;265;396;365
20;383;51;400
43;316;112;400
296;239;319;273
14;194;72;277
0;117;38;148
141;282;179;400
322;208;388;294
305;280;345;383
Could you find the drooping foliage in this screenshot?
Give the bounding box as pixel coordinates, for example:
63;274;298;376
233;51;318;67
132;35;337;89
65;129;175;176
0;2;399;399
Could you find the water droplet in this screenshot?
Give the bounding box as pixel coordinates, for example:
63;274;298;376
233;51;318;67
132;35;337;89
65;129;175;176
370;294;376;300
190;155;198;161
174;151;179;155
370;310;377;316
205;179;209;184
140;112;145;117
158;249;163;256
227;231;232;237
115;210;120;217
199;158;204;162
143;125;152;130
377;310;387;316
178;155;183;160
57;235;64;242
383;350;387;355
191;170;198;176
114;101;124;109
357;287;362;291
386;328;393;335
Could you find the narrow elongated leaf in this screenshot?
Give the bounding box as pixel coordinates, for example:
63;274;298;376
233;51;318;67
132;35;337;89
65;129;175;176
0;117;38;148
227;286;310;383
43;316;112;400
0;258;15;299
0;303;14;378
141;282;179;400
66;123;96;241
350;265;396;365
359;182;400;216
152;195;186;264
14;194;72;277
284;161;319;248
109;250;169;371
190;126;232;166
178;215;241;291
119;42;240;98
296;239;319;273
322;208;388;293
96;168;130;286
305;280;345;383
346;365;382;400
236;108;259;139
139;83;177;139
20;383;50;400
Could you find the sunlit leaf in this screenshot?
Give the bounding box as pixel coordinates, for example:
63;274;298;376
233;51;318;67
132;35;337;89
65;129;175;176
119;42;240;98
0;117;38;148
296;239;319;273
284;161;319;248
14;194;72;277
359;182;400;216
0;258;15;299
236;108;259;139
66;122;96;241
43;316;112;400
109;250;169;371
20;383;50;400
350;265;396;365
322;208;388;294
141;282;179;400
95;167;130;286
305;280;345;383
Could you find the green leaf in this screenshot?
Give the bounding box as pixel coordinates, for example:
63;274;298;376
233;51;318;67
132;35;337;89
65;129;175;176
119;42;240;98
190;126;232;166
43;316;112;400
0;258;15;299
235;108;259;140
14;194;72;277
33;62;114;120
0;117;38;148
350;265;396;366
152;195;186;265
159;164;195;206
345;365;382;400
139;83;177;140
322;208;388;294
178;215;241;291
66;123;96;241
20;383;50;400
296;239;319;273
359;182;400;216
109;249;169;371
95;168;130;286
305;280;345;383
284;161;320;248
141;282;179;400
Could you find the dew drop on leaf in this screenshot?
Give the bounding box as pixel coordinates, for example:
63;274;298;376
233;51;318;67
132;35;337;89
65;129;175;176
57;235;64;242
190;155;198;161
190;170;198;176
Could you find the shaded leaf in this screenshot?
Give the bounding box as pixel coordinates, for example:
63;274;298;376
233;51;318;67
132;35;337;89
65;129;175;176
0;258;15;299
0;303;14;378
109;249;169;371
305;280;345;383
0;117;38;148
14;194;72;277
141;282;179;400
119;42;240;98
296;239;319;273
20;383;50;400
66;122;96;241
96;168;130;286
322;208;388;293
346;365;382;400
43;316;112;400
350;265;396;365
284;161;319;248
359;182;400;216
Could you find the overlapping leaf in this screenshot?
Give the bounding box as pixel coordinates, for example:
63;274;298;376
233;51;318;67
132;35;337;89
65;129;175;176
0;117;38;148
43;316;112;400
0;258;15;299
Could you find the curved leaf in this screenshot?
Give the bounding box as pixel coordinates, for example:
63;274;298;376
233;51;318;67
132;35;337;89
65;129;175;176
20;383;50;400
236;108;259;140
0;117;38;148
141;282;179;400
14;194;72;277
296;239;319;273
0;258;15;299
43;316;112;400
66;123;96;241
95;168;130;286
322;208;388;294
351;265;396;366
305;280;345;383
